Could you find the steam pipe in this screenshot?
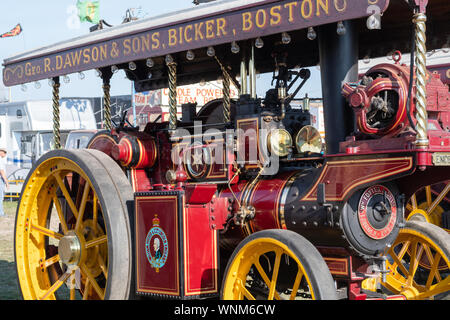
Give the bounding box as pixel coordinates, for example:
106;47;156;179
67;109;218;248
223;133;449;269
249;42;256;98
240;48;248;95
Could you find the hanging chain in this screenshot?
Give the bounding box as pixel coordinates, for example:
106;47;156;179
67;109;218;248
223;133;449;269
52;79;61;149
167;61;178;132
413;12;429;148
103;81;112;131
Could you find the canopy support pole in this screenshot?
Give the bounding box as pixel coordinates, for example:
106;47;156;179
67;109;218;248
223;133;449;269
413;11;429;149
222;70;231;123
167;59;178;134
52;77;61;149
102;70;113;131
214;56;232;123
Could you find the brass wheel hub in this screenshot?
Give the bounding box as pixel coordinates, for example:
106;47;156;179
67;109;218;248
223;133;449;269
58;231;83;266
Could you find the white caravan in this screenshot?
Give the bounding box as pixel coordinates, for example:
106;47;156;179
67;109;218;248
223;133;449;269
0;99;96;184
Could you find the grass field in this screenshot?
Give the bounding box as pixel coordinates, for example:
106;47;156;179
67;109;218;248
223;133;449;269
0;201;21;300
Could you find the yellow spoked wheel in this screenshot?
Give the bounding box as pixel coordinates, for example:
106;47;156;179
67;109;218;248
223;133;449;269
15;149;134;300
382;221;450;300
406;182;449;231
221;229;337;300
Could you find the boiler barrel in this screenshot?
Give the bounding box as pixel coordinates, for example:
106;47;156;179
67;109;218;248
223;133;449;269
218;167;403;258
218;169;348;251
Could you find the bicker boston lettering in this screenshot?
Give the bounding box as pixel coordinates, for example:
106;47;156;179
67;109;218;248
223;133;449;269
3;0;386;86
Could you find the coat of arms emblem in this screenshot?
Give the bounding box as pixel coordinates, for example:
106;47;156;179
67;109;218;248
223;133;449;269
145;214;169;272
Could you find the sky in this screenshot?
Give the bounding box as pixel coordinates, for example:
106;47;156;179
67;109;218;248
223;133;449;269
0;0;322;103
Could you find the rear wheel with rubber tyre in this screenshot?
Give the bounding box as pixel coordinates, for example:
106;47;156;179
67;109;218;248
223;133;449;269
15;149;134;300
382;221;450;300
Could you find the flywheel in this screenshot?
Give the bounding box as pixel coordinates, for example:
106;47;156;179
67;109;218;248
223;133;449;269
15;149;134;300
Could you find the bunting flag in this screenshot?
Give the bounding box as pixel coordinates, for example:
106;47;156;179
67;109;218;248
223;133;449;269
77;1;100;24
1;24;22;38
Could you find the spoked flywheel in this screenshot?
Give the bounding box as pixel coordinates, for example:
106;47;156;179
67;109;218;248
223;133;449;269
15;149;134;300
221;229;337;300
381;221;450;300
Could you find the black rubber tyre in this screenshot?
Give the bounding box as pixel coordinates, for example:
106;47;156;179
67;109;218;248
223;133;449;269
221;229;337;300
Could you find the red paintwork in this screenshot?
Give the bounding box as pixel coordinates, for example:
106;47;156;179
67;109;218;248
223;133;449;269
341;60;450;172
135;193;219;298
342;62;413;136
183;203;218;296
301;156;414;201
185;184;217;204
112;135;157;169
87;132;119;158
219;171;297;239
130;169;152;192
84;58;450;301
135;195;181;296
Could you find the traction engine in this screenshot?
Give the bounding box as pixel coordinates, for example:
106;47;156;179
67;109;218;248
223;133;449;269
7;0;450;301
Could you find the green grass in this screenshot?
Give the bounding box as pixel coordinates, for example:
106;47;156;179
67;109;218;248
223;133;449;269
0;201;21;300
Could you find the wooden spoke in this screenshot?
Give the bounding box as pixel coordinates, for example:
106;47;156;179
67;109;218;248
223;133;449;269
426;183;450;215
69;272;77;300
410;194;418;210
82;279;91;300
289;269;304;300
92;194;98;234
97;254;108;278
39;271;71;300
30;221;63;240
43;254;60;269
407;241;424;286
54;173;79;219
236;280;255;300
388;241;411;277
254;259;281;300
52;196;68;235
425;251;442;289
425;186;432;207
80;263;105;299
75;182;91;232
418;276;450;300
268;249;282;300
85;235;107;249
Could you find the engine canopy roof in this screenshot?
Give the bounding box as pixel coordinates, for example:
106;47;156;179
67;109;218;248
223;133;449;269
2;0;449;89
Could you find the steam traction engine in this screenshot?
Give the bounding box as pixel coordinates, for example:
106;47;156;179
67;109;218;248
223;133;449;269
4;0;450;300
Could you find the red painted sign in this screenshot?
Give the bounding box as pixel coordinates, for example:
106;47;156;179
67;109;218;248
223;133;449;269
135;195;180;296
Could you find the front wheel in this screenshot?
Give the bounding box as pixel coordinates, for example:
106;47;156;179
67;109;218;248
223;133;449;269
221;229;337;300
